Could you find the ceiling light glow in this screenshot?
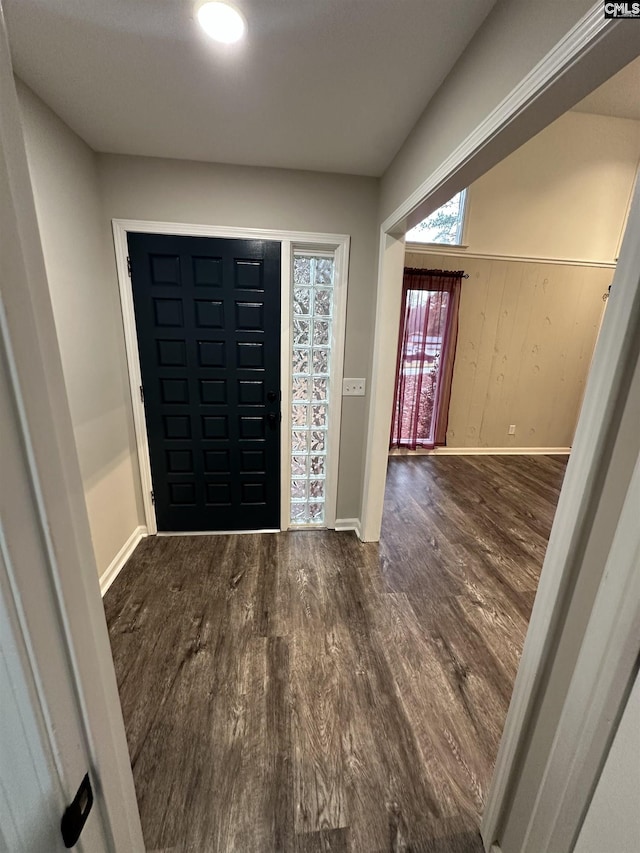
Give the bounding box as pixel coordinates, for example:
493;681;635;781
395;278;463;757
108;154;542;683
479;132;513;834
197;2;246;43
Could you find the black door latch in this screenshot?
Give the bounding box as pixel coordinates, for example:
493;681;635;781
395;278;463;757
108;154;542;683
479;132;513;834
61;773;93;847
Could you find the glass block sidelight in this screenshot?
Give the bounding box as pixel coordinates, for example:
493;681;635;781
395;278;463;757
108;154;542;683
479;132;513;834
293;318;311;346
292;403;309;427
292;376;310;401
293;288;311;316
312;377;328;401
290;254;335;527
293;256;312;285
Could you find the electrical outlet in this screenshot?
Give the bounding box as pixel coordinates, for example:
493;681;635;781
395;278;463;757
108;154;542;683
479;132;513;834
508;424;516;435
343;378;366;396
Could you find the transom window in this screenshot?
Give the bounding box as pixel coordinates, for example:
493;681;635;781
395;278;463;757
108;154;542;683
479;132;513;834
405;189;467;245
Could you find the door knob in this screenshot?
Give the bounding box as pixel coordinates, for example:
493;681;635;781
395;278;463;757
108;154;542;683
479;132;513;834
267;390;279;402
266;412;279;430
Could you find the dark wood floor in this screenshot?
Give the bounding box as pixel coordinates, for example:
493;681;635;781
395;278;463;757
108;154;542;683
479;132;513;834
104;454;567;853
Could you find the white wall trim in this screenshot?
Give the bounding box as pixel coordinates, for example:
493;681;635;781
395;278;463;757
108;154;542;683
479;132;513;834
389;447;571;457
280;243;293;531
324;240;350;530
334;517;362;537
386;4;609;234
287;240;350;532
112;222;157;534
518;454;640;853
99;526;147;597
406;242;470;252
112;219;350;536
404;244;617;270
360;230;406;543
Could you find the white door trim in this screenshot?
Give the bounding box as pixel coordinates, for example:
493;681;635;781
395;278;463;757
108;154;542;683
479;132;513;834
112;219;350;534
279;242;350;530
520;452;640;852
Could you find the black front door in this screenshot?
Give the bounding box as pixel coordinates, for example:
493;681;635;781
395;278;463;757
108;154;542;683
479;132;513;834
128;233;281;531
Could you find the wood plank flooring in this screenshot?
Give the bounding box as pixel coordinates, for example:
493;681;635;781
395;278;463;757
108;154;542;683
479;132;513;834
104;455;567;852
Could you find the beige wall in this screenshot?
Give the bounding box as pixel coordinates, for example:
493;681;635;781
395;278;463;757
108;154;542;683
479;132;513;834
96;154;380;520
363;3;640;540
17;0;636;542
405;251;608;448
17;97;380;537
17;82;143;578
380;0;601;222
464;112;640;262
401;111;636;450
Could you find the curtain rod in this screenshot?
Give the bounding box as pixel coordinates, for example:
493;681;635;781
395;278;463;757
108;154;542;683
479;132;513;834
405;266;470;279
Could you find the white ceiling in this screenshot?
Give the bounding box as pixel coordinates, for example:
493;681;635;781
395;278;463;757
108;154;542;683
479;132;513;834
5;0;497;176
573;55;640;122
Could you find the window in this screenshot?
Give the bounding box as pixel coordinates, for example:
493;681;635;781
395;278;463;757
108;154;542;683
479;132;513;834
290;253;335;526
405;189;467;245
390;269;463;450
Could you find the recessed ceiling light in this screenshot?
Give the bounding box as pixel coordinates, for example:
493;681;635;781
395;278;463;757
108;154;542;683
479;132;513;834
196;2;246;44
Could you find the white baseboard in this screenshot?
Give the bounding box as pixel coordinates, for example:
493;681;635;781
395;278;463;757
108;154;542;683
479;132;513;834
334;518;362;539
390;446;571;457
99;525;147;597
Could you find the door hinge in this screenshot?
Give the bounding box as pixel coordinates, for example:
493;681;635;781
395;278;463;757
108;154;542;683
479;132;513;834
61;773;93;848
127;256;131;277
151;490;155;505
139;384;144;403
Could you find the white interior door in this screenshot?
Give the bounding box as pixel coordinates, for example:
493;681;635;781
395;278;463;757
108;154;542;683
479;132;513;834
0;566;65;853
0;326;110;852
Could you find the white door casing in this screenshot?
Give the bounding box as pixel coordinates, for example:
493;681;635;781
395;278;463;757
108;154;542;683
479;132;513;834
112;220;349;535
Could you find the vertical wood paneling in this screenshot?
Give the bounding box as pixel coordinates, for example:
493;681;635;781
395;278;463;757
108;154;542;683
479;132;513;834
403;252;609;448
480;261;526;444
466;261;507;444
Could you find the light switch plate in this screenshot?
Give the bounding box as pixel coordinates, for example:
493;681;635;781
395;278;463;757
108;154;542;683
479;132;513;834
343;378;366;396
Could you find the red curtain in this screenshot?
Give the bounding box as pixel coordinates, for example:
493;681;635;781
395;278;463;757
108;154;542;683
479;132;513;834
390;268;463;450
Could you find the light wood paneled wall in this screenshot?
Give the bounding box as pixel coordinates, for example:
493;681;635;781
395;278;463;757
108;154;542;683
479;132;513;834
405;251;610;449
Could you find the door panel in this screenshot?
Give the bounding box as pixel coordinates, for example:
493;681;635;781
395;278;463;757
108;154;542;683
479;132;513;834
128;233;281;531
